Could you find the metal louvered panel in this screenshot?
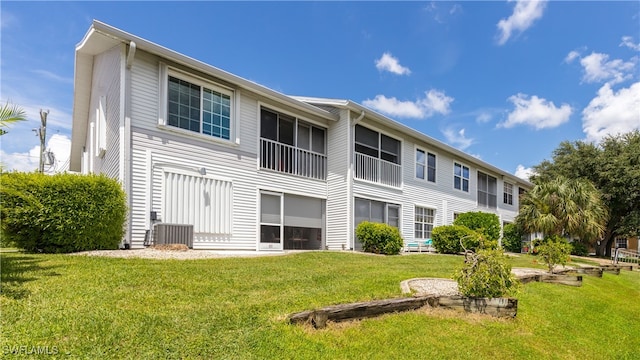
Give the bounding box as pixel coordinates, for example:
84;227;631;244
163;171;233;236
154;223;194;248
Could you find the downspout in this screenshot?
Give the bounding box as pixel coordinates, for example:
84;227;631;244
348;110;365;250
126;41;136;69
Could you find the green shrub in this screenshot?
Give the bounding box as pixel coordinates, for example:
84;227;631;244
355;221;403;255
570;241;589;256
454;248;519;298
1;172;127;253
537;235;572;273
502;223;524;253
431;225;482;254
453;211;501;242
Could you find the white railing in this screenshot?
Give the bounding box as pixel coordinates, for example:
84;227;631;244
260;138;327;180
613;248;640;264
354;152;402;188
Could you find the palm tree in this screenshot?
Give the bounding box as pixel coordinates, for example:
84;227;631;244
0;101;27;136
516;176;608;242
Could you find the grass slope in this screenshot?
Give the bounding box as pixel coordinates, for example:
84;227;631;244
1;252;638;359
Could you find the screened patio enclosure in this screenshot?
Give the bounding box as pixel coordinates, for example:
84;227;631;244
260;192;325;251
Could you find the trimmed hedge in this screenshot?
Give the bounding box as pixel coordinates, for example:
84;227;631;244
355;221;403;255
502;223;525;253
1;172;127;253
431;225;483;254
453;211;501;242
570;241;589;256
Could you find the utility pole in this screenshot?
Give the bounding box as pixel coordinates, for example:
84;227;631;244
38;109;49;173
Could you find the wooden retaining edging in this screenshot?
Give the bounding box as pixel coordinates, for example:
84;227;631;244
516;273;583;286
553;267;603;277
288;295;517;329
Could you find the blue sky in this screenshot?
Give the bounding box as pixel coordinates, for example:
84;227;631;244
1;1;639;178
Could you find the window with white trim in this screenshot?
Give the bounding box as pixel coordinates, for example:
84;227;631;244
615;237;628;249
454;162;469;192
166;73;233;140
355;125;401;164
504;182;514;205
415;206;435;240
478;171;497;208
416;149;436;182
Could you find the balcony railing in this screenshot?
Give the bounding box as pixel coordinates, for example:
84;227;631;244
260;138;327;180
354;152;402;188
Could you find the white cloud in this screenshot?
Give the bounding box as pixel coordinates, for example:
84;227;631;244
363;89;453;119
582;82;640;143
442;127;473;150
564;50;581;64
375;52;411;75
580;52;637;85
496;0;547;45
1;134;70;173
620;36;640;51
499;93;573;129
515;164;535;181
476;112;492;123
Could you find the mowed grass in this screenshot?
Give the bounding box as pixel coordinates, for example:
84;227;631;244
1;251;639;359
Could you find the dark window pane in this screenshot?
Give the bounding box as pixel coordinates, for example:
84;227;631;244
279;114;295;145
311;127;325;154
427;167;436;182
355;125;379;149
260;108;278;140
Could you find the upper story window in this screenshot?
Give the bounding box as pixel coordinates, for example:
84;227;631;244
355;125;400;164
259;107;327;180
260;108;325;154
454;162;469;192
416;149;436;182
166;73;233;141
478;171;497;208
504;182;514;205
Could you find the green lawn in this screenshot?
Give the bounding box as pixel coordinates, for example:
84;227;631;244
1;251;638;359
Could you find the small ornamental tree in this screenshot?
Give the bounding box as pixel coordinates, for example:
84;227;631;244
355;221;403;255
536;235;572;273
454;248;519;298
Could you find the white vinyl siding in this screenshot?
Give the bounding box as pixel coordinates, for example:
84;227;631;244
163;170;233;234
87;45;121;178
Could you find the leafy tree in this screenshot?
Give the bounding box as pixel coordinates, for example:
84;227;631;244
516;176;608;246
532;131;640;256
0;101;27;136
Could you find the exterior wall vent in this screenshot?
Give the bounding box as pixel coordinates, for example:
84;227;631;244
154;223;194;248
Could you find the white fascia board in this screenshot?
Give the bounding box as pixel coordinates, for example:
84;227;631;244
88;20;337;122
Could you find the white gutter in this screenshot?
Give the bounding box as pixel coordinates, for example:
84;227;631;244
126;41;136;69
